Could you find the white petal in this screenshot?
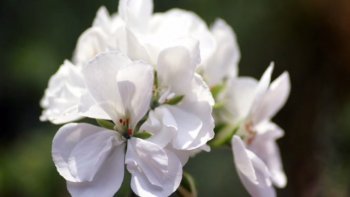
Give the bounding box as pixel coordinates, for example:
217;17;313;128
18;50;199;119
232;136;257;183
126;138;167;187
190;73;215;106
175;74;215;149
116;62;154;127
249;63;273;121
82;51;132;122
118;0;153;30
256;63;274;97
250;122;287;188
68;131;116;181
171;149;191;166
73;27;110;65
126;138;182;197
92;6;110;26
92;6;113;32
125;28;152;63
237;154;276;197
67;143;126;197
140;106;177;148
149;9;215;63
52;123;124;182
221;77;258;124
252;72;291;124
40;60;84;124
78;91;111;120
157;46;197;94
165;105;203;150
203;18;240;86
232;136;276;197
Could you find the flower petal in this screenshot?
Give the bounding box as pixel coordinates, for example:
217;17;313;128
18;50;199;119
125;28;152;63
250;122;287;188
232;136;276;197
203;18;240;86
40;60;84;124
165;105;203;150
82;51;132;122
140;106;177;148
232;136;257;183
67;142;126;197
52;123;124;182
249;63;273;121
92;6;111;27
149;9;215;63
221;77;258;124
252;72;291;124
256;63;274;98
116;62;154;127
73;27;110;65
175;74;215;150
118;0;153;30
78;91;111;120
126;138;182;197
126;138;168;187
157;46;197;94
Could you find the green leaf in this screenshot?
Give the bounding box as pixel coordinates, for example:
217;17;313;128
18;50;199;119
134;131;152;139
178;172;197;197
165;95;184;105
96;119;114;130
209;124;238;147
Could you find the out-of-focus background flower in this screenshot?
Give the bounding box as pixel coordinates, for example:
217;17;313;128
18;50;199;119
1;0;349;196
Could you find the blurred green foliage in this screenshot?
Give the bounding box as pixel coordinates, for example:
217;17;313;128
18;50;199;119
1;0;350;196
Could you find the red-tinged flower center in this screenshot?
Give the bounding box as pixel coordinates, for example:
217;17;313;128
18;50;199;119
116;118;133;139
245;121;256;145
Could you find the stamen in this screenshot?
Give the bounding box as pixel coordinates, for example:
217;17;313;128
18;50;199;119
128;128;132;136
245;121;256;145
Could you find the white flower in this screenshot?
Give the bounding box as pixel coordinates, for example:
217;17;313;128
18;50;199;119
53;51;183;197
201;18;240;87
222;64;290;196
141;45;215;160
52;49;214;197
40;60;84;124
71;0;240;88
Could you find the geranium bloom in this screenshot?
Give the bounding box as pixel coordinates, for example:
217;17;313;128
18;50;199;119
52;46;214;197
52;51;179;197
221;64;290;196
120;0;240;86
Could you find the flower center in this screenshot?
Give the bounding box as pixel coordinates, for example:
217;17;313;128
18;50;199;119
115;118;133;139
244;121;256;145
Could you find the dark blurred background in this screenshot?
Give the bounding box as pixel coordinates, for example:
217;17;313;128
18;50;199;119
1;0;350;196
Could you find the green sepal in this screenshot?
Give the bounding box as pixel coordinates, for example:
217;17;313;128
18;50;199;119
177;172;197;197
134;131;152;139
96;119;114;130
209;124;238;147
210;84;225;99
213;102;224;109
165;95;184;105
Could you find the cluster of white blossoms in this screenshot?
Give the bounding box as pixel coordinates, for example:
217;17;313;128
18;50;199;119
40;0;290;196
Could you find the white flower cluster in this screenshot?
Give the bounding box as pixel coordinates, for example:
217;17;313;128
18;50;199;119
40;0;290;197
